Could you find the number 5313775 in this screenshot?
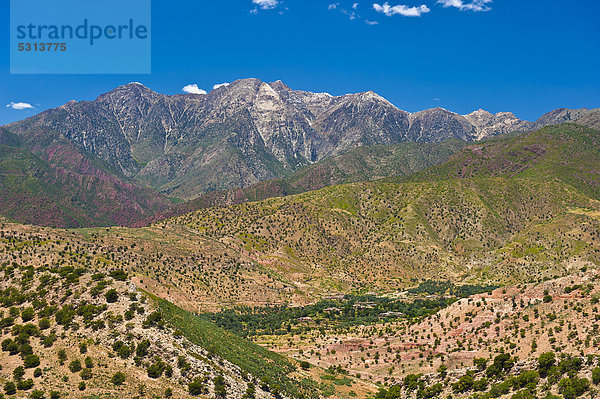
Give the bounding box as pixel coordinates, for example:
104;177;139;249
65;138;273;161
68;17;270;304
18;43;67;52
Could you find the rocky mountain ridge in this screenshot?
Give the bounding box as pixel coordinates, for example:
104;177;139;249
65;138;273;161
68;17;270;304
6;79;594;200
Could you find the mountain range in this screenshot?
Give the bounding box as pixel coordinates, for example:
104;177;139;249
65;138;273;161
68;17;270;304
1;95;600;398
1;78;599;227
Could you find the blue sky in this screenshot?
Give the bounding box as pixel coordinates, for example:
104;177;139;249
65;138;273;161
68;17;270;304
1;0;599;124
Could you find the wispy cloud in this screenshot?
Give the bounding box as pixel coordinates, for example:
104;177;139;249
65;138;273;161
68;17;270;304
329;2;359;20
341;8;359;19
437;0;492;12
182;84;207;95
365;19;379;25
373;2;430;17
6;102;34;110
213;83;230;90
252;0;279;10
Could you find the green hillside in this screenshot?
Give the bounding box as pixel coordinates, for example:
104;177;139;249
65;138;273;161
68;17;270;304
169;176;599;292
0;137;172;228
140;139;466;225
30;123;593;311
157;299;320;398
151;124;600;298
0;228;326;398
404;124;600;200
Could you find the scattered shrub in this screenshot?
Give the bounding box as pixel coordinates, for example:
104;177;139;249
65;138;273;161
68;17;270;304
143;311;163;328
403;374;421;391
109;270;128;281
512;389;535;399
13;366;25;380
111;372;126;386
147;360;166;379
559;377;589;399
214;374;227;398
17;379;34;391
30;390;45;399
21;307;35;322
188;377;206;396
4;381;16;395
57;349;67;365
135;339;150;357
538;352;555;378
38;318;50;330
105;289;118;303
487;353;515;379
80;368;92;380
473;378;489;392
592;367;600;385
24;354;40;369
68;359;82;373
299;361;311;370
452;373;474;393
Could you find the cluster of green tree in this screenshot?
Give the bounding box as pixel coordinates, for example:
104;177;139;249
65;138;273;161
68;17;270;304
202;295;454;338
375;351;600;399
406;280;499;298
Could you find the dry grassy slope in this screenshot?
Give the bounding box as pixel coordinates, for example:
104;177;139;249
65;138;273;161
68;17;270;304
1;174;599;315
0;219;297;310
3;178;593;314
127;124;600;308
0;262;262;398
0;223;377;398
257;269;600;396
2;125;600;314
163;177;600;296
2;222;599;398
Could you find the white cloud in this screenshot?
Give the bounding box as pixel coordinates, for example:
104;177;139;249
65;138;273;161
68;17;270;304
252;0;279;10
213;82;230;90
365;19;379;25
182;84;207;95
329;2;361;21
437;0;492;12
373;2;430;17
6;102;34;110
341;8;358;19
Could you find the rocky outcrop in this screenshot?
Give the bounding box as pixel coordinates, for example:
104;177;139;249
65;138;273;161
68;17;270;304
574;108;600;130
465;109;536;140
535;107;590;126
